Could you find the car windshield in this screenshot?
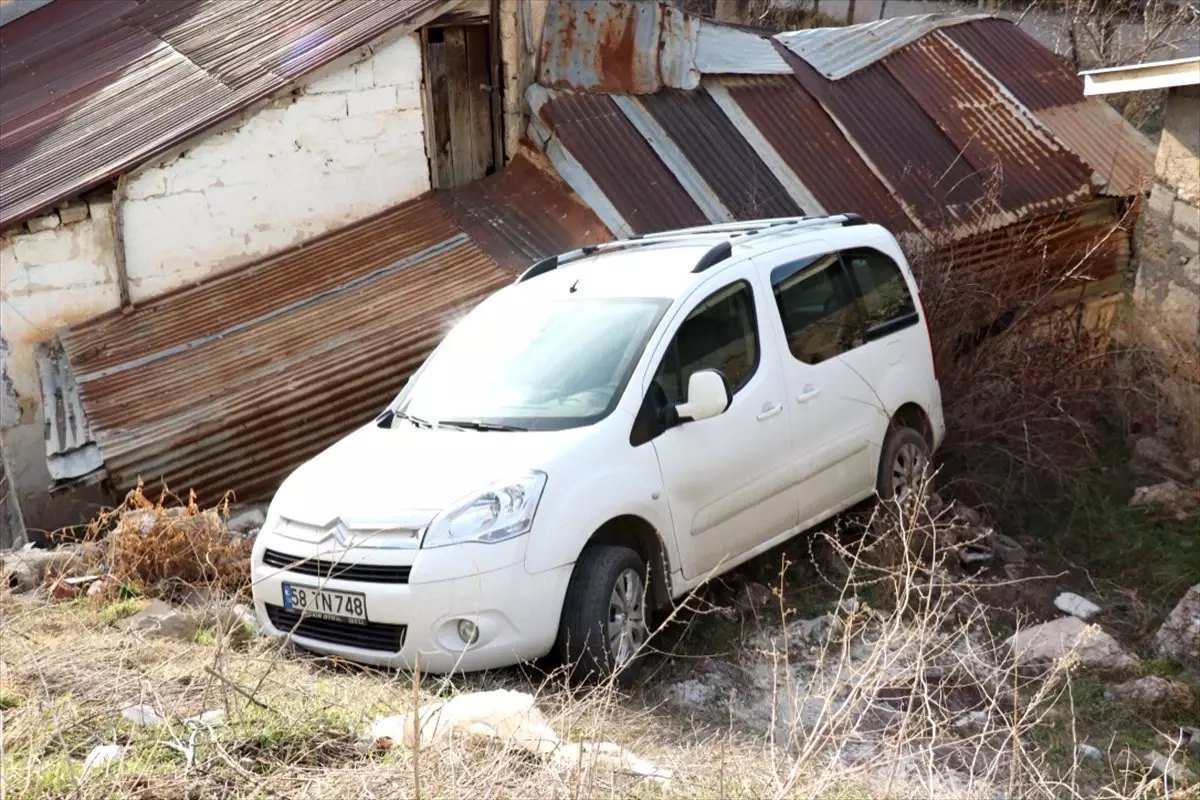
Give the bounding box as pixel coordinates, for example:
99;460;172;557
398;293;669;431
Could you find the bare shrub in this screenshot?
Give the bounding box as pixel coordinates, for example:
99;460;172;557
81;482;251;601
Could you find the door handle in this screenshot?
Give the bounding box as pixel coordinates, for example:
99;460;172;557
796;385;821;403
756;402;783;421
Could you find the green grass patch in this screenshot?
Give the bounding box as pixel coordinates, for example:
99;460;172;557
97;597;146;625
1032;674;1200;775
194;627;217;646
0;691;22;710
1014;439;1198;616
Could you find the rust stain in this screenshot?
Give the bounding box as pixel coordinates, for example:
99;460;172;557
597;5;638;94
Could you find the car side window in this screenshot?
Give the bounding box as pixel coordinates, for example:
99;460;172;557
842;248;917;334
771;253;863;365
652;280;759;406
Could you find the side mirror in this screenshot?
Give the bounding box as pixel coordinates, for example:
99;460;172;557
674;369;731;423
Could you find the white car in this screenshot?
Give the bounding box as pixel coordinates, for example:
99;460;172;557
251;214;945;679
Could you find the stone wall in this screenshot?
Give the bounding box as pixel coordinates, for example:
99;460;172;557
121;31;429;302
1135;85;1200;347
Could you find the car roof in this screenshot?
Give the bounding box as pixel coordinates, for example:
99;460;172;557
501;217;900;303
504;242;724;301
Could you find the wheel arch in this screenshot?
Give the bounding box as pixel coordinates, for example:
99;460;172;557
583;515;673;608
890;401;933;447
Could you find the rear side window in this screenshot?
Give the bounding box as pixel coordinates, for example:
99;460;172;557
653;281;759;405
771;254;863;365
842;248;918;336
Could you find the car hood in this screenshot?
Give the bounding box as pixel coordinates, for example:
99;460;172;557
270;420;592;525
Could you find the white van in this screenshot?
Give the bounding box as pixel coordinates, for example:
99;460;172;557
251;215;945;679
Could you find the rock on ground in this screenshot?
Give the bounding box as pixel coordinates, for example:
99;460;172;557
1054;592;1102;621
1111;675;1196;714
364;689;672;787
1154;584;1200;666
1129;480;1193;509
1005;616;1139;679
1;544;93;593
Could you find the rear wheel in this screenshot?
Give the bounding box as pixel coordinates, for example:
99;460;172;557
557;545;651;683
876;426;931;503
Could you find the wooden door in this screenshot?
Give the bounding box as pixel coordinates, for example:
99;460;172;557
425;24;494;188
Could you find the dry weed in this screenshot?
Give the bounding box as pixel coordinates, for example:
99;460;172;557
78;483;250;602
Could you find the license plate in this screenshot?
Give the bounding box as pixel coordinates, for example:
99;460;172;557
281;583;368;623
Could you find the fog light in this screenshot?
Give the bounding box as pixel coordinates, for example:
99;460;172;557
456;619;479;645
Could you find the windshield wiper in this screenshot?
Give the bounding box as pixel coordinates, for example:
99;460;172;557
395;411;434;429
437;419;527;432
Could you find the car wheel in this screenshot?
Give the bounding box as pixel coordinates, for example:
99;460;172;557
558;545;651;683
876;425;932;503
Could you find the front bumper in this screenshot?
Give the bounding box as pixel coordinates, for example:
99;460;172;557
251;540;573;673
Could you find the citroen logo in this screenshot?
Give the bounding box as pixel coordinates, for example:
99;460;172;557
330;520;352;547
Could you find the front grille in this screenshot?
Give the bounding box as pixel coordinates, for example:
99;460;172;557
265;604;406;652
262;549;411;584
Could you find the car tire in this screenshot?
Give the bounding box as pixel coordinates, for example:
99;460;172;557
876;425;932;503
557;545;651;683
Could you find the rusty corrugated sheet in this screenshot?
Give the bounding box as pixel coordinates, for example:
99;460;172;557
942;18;1083;111
774;13;987;80
931;197;1132;296
781;43;989;230
539;92;707;234
0;0;449;229
438;147;612;273
720;75;915;233
881;32;1094;216
56;198;514;503
637;89;803;220
537;0;700;94
1037;99;1156;197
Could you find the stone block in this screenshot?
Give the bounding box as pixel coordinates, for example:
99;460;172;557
1171;227;1200;272
292;92;348;121
56;201;89;225
372;35;420;87
305;57;373;94
1174;199;1200;237
1147;182;1176;221
347;87;397;117
25;213;59;233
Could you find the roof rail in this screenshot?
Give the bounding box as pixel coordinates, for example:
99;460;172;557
515;213;867;283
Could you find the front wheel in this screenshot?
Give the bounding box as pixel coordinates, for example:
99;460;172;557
876;425;932;503
557;545;651;683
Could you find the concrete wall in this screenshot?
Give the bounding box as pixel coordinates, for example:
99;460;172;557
122;32;429;301
0;199;120;537
0;29;431;533
1135;85;1200;347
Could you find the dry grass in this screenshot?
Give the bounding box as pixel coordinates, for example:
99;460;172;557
7;484;1195;799
70;484;251;603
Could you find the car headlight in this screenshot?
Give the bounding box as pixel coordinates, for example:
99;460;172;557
421;472;547;548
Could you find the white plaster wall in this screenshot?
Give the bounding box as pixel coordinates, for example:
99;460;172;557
121;31;429;301
0;202;120;429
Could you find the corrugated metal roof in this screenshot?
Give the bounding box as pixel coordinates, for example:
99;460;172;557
942;18;1083;111
636;89;802;220
538;92;707;234
0;0;449;230
537;0;700;93
881;31;1094;217
1037;99;1156;196
782;45;989;229
54;197;514;502
774;13;987;81
695;20;790;75
716;75;915;233
437;147;613;273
